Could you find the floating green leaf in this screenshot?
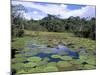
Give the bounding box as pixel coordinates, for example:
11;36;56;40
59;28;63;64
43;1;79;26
15;54;24;58
51;54;61;58
23;47;30;52
57;61;72;68
47;62;57;66
12;57;26;63
12;63;25;70
60;56;72;61
27;57;42;62
17;70;28;74
24;62;37;68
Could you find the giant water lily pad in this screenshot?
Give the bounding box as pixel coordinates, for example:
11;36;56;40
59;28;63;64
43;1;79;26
43;66;58;72
27;57;42;62
43;49;53;54
30;49;41;55
69;60;83;70
47;62;57;66
27;68;37;73
27;65;46;73
57;61;72;68
24;62;37;68
80;55;87;60
12;57;27;63
43;57;50;62
17;70;28;74
69;59;81;65
12;63;25;70
35;66;47;72
27;68;41;73
60;56;72;61
37;61;48;66
51;55;61;58
23;47;30;52
24;53;34;57
15;54;24;58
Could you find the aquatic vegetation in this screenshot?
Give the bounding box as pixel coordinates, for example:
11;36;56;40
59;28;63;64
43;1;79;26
60;56;72;61
69;59;83;70
51;55;72;61
43;66;58;72
57;61;72;68
47;62;57;66
57;50;68;55
43;49;53;54
37;61;48;66
27;68;37;73
12;38;25;49
69;59;81;65
24;53;34;57
51;55;61;58
27;67;43;73
27;57;42;62
78;55;88;63
36;58;50;66
17;70;28;74
35;66;47;72
12;57;27;63
43;57;50;62
85;58;96;65
11;31;96;74
12;63;25;70
23;47;30;52
24;62;37;68
28;49;41;55
15;54;24;58
83;64;95;70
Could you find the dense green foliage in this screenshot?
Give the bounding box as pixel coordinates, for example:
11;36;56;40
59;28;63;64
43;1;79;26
11;4;26;38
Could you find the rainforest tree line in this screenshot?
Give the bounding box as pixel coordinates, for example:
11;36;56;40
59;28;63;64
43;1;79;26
11;4;96;40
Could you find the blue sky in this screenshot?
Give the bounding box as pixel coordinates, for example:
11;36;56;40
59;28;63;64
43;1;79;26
12;1;96;20
67;4;86;10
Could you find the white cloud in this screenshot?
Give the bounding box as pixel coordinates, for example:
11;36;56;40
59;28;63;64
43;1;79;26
12;1;95;20
60;6;95;19
23;12;47;20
